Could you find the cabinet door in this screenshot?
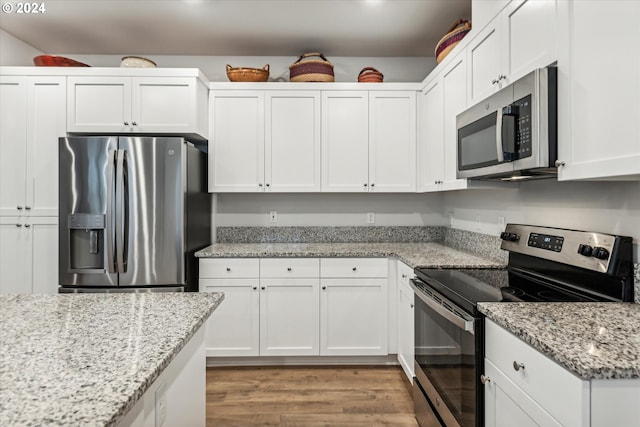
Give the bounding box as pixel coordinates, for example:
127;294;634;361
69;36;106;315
131;77;195;133
200;278;260;356
209;91;265;192
397;265;415;382
419;78;444;192
321;91;369;192
368;91;417;192
557;0;640;180
320;278;388;356
467;19;506;104
0;221;30;293
259;278;320;356
504;0;558;82
265;91;321;192
31;221;58;294
0;76;27;217
67;77;132;133
442;54;469;190
26;77;66;217
484;359;562;427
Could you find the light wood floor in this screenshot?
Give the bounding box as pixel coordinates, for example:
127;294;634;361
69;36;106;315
206;366;419;427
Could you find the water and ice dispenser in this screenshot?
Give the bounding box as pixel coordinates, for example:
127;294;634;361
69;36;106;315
67;214;105;271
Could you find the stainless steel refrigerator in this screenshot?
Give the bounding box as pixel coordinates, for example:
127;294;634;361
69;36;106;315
58;136;211;292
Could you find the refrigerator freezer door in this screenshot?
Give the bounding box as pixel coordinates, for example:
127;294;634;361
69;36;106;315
117;137;185;286
59;136;119;286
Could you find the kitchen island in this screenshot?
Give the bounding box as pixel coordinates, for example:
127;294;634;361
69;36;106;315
0;292;224;426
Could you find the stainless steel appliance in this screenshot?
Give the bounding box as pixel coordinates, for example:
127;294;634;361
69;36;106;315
411;224;633;427
58;136;211;292
456;67;557;181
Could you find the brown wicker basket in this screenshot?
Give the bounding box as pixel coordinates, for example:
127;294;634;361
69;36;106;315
289;52;335;82
358;67;384;83
226;64;270;82
435;20;472;63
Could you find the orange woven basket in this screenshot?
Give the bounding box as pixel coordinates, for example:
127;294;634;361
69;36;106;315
358;67;384;83
435;19;472;63
289;52;335;82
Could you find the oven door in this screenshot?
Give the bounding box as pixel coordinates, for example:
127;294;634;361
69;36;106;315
411;279;482;427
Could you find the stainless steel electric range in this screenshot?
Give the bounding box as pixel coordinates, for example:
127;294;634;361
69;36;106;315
410;224;634;427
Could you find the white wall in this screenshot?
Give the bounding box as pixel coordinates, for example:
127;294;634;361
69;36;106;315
443;180;640;261
51;54;436;82
215;193;446;227
0;30;42;66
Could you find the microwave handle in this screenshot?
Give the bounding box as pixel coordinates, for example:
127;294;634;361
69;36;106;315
496;109;504;163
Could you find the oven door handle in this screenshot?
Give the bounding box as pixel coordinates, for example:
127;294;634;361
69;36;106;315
410;280;475;334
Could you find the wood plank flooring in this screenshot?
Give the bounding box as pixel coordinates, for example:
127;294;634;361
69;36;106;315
206;366;419;426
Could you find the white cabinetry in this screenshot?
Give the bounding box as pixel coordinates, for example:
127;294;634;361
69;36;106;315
557;0;640;180
320;258;388;356
396;261;414;382
209;90;321;192
418;78;444;192
67;76;207;137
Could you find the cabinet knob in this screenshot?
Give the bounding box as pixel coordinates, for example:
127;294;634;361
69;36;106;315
370;183;375;187
401;274;407;279
287;267;292;272
124;121;129;126
352;267;357;272
16;224;22;227
258;183;263;187
25;206;31;210
363;183;368;187
410;304;414;309
498;74;507;81
480;375;491;384
17;206;23;210
132;121;137;126
322;286;327;290
513;361;525;371
226;267;231;272
555;160;566;167
492;78;499;85
24;224;31;228
261;286;266;290
266;183;270;187
252;286;257;290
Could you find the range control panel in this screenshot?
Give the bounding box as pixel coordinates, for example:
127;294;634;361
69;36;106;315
500;224;632;275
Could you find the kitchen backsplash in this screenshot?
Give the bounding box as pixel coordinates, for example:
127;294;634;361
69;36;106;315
443;228;507;264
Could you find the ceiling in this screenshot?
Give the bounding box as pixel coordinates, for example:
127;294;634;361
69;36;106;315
0;0;471;57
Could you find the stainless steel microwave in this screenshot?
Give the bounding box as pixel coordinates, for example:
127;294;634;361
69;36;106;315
456;67;557;181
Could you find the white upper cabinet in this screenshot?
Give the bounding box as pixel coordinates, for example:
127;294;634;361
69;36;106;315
209;90;265;192
418;77;445;192
368;91;417;192
265;91;321;192
321;91;370;192
442;54;469;190
67;75;207;138
0;76;65;217
557;0;640;180
467;0;558;105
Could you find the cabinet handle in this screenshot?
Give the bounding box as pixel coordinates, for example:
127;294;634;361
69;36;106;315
498;74;507;81
480;375;491;384
226;267;231;272
24;224;31;228
132;121;137;126
322;286;327;290
513;361;525;371
287;267;292;272
491;78;499;85
17;206;23;210
261;286;266;290
25;206;31;210
555;160;566;167
16;224;22;227
124;121;129;126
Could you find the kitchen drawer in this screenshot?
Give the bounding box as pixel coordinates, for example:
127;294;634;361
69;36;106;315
260;258;320;278
485;319;588;426
320;258;388;278
199;258;259;278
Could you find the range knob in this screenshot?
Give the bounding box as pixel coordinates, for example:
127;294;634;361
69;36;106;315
577;244;593;257
592;247;610;260
500;232;520;242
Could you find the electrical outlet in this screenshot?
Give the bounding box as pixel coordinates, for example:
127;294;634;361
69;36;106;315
475;216;481;230
155;382;167;427
498;216;506;229
269;211;277;223
448;212;454;226
366;212;375;224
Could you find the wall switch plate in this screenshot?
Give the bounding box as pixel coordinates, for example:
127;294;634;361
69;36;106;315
155;382;167;427
269;211;277;223
366;212;375;224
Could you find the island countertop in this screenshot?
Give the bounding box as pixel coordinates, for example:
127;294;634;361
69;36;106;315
195;242;506;269
0;292;224;426
478;302;640;380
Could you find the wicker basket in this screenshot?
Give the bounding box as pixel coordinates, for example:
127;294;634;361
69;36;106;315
226;64;270;82
358;67;384;83
289;52;335;82
435;20;472;64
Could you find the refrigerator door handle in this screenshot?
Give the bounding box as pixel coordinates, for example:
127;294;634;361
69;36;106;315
115;149;126;273
106;149;117;273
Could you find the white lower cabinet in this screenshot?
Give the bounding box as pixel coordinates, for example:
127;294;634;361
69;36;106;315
396;261;415;382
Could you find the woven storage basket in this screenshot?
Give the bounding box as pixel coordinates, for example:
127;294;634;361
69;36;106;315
435;19;472;63
226;64;270;82
358;67;384;83
289;52;335;82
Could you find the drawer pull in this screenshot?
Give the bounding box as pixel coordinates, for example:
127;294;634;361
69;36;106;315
226;267;231;272
322;286;327;290
401;274;407;279
480;375;491;384
513;361;525;371
287;267;292;271
352;267;357;271
410;304;414;309
261;286;266;290
252;286;257;290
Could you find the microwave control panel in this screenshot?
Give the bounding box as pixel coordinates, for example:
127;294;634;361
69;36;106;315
508;94;532;159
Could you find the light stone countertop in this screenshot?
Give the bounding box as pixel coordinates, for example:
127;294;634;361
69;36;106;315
0;292;224;427
195;242;506;269
478;302;640;380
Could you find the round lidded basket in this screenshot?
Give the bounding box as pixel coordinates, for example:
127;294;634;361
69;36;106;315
435;19;472;64
121;56;156;68
226;64;270;82
358;67;384;83
289;52;335;82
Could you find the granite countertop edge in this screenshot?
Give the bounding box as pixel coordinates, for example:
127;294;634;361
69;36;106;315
107;294;225;426
478;302;640;381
